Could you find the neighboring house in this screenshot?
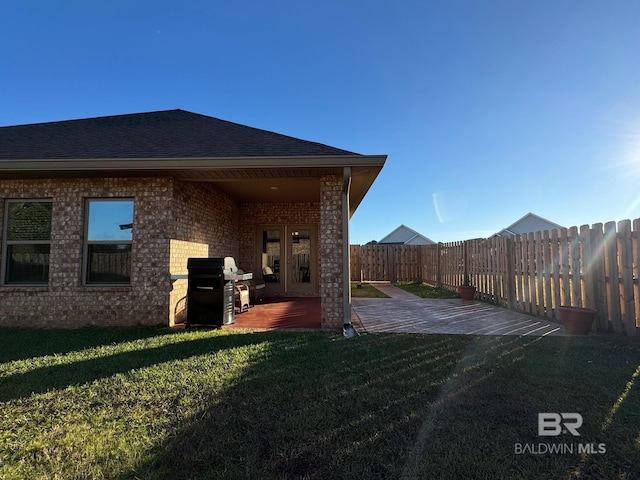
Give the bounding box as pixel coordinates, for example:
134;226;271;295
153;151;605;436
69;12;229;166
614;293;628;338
493;212;564;237
378;225;435;245
0;109;386;328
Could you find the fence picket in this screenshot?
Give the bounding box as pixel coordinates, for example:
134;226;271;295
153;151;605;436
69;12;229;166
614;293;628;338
560;228;570;307
542;230;553;318
633;220;640;334
619;220;635;334
568;226;581;307
604;221;622;333
551;229;561;318
514;236;524;312
534;231;543;316
580;224;595;311
492;238;500;304
591;223;609;331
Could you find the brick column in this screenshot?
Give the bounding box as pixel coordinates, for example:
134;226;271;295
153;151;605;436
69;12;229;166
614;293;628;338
320;175;344;328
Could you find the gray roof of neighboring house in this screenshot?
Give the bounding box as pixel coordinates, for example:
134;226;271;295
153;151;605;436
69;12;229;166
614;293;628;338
494;212;564;237
0;109;358;160
379;224;436;245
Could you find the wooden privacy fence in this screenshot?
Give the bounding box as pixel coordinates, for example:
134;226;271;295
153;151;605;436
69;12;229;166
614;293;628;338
350;242;466;286
351;218;640;336
350;244;425;283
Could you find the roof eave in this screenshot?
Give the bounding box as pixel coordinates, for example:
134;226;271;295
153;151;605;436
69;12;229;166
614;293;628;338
0;154;387;172
0;154;387;217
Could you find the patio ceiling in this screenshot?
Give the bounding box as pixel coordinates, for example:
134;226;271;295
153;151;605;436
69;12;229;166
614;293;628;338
187;165;383;213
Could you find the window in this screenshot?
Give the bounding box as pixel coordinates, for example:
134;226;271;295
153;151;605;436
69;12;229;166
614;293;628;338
3;200;52;284
85;199;134;284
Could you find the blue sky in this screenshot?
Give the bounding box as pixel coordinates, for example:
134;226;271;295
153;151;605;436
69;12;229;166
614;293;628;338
2;1;639;244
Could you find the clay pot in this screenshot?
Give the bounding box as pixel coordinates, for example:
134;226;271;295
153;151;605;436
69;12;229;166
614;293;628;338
558;306;597;335
458;285;476;301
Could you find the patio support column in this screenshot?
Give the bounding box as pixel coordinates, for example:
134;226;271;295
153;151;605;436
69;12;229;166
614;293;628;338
342;167;352;327
320;175;344;328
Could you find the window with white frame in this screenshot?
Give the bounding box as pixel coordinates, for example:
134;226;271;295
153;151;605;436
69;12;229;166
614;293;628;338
84;199;134;284
3;200;52;284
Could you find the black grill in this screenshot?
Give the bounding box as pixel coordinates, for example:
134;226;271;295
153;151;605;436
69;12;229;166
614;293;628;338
186;258;235;327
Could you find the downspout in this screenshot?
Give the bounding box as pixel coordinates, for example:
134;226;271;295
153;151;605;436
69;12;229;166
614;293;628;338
342;166;357;337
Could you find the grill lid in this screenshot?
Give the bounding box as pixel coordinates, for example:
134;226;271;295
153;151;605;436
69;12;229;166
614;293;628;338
186;257;253;280
187;258;225;270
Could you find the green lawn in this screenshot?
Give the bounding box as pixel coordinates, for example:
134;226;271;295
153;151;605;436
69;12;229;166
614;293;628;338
350;281;390;298
1;327;639;479
394;281;460;299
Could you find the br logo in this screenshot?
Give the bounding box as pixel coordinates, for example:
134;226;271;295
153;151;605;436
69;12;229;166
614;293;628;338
538;413;583;437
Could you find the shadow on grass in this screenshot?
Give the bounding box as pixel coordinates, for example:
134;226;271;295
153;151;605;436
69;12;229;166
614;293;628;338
119;334;521;479
0;329;274;402
2;328;639;479
123;334;640;480
0;326;177;363
120;333;466;479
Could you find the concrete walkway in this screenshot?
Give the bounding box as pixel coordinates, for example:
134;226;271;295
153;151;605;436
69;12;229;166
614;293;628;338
352;284;567;336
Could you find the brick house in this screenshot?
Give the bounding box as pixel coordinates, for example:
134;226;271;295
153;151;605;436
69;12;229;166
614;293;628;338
0;110;386;328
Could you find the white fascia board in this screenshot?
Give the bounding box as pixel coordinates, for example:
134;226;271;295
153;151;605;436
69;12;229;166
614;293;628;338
0;155;387;172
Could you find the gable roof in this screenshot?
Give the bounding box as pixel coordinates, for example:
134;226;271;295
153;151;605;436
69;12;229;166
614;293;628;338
494;212;564;237
0;109;357;160
0;109;387;217
379;224;435;245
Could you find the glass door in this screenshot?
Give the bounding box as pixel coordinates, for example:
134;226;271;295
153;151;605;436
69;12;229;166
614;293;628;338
257;225;317;295
287;226;316;294
258;227;284;295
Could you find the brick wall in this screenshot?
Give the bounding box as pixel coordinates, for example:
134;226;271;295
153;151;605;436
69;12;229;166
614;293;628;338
0;177;240;328
168;181;240;325
238;202;320;273
0;177;173;327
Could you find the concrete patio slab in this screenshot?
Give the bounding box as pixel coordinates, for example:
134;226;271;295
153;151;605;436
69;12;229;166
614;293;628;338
352;284;568;336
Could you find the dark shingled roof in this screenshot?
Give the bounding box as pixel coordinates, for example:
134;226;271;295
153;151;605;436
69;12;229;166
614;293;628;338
0;109;359;160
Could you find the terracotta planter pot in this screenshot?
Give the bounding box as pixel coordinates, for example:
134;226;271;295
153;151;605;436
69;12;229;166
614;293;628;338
458;285;476;301
558;306;596;335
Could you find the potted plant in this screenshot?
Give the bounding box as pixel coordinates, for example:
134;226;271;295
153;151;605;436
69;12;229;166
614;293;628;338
458;275;476;301
557;306;597;335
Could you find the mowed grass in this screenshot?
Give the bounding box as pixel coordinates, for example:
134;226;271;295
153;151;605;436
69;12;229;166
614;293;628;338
394;281;460;299
350;281;390;298
1;327;640;479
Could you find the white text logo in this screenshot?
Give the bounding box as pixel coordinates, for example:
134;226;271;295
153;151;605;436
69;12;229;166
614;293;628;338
538;413;583;436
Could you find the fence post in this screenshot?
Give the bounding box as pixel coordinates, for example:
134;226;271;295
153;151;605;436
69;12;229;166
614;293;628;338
505;236;516;310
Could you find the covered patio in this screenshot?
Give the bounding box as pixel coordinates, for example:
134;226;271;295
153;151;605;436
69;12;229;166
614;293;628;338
228;297;322;330
174;296;322;330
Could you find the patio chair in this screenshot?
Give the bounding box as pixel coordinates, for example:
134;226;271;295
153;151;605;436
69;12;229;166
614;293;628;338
262;266;279;283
